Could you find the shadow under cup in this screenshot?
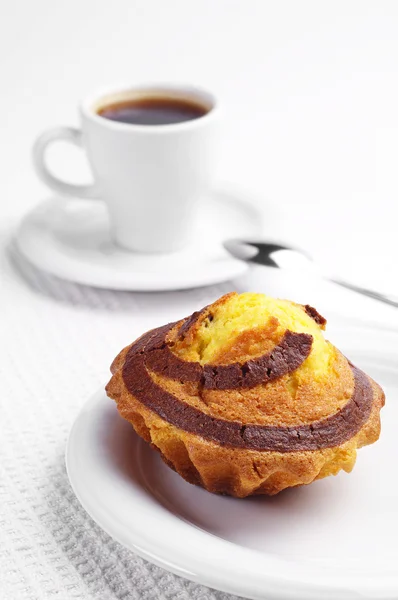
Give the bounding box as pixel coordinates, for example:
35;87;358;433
86;85;219;254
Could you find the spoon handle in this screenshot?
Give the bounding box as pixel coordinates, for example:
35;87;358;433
329;278;398;309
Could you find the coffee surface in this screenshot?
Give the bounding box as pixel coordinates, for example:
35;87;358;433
98;96;208;126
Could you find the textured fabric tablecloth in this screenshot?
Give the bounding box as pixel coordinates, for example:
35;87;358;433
2;219;398;600
0;224;240;600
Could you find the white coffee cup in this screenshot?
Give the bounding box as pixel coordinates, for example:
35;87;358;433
33;84;218;253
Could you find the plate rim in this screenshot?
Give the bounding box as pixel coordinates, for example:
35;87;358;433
66;323;398;600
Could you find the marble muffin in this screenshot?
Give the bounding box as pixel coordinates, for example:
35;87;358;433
106;292;385;497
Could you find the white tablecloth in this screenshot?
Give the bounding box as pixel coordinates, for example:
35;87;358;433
2;215;398;600
1;222;243;600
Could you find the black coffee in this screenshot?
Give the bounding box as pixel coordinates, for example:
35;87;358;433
98;96;208;126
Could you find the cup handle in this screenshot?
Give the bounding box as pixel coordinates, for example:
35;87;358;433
32;126;99;199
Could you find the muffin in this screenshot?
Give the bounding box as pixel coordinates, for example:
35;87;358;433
106;292;385;497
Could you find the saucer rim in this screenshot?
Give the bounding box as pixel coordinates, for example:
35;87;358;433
16;186;264;291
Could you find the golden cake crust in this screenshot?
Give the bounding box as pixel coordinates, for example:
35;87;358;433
106;362;383;496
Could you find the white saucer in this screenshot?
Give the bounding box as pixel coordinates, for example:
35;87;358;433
16;188;263;291
66;321;398;600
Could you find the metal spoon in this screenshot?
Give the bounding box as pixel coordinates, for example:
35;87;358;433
223;239;398;309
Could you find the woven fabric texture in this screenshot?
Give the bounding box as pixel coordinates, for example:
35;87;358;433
0;226;238;600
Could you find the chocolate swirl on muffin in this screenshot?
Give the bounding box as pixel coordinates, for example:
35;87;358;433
107;292;385;496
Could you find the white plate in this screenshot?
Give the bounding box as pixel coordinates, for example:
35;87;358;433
16;188;263;291
66;322;398;600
